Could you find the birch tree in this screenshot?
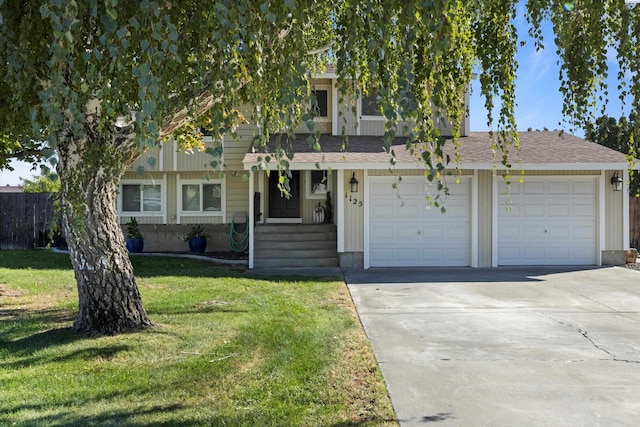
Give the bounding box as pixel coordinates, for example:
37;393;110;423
0;0;637;334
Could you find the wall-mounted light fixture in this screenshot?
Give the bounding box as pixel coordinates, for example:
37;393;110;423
611;171;623;192
349;172;359;193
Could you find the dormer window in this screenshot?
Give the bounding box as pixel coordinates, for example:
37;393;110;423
312;89;328;118
361;88;382;117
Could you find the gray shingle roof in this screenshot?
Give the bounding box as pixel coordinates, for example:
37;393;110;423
242;131;629;168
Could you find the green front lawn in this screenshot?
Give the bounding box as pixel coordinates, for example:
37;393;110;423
0;250;397;426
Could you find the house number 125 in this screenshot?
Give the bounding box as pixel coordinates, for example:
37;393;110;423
345;192;363;207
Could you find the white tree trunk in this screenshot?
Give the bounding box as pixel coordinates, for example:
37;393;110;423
57;126;153;334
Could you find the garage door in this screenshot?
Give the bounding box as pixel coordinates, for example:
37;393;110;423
497;177;596;265
369;176;470;267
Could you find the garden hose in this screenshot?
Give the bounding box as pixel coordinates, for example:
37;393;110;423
230;213;249;252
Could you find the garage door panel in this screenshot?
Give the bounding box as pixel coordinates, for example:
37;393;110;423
422;248;444;263
371;226;393;239
369;176;470;267
397;248;420;263
547;246;571;260
397;226;419;240
572;203;595;216
548;181;570;194
521;246;546;263
547;225;570;239
548;203;570;216
371;203;394;219
440;201;469;218
522;182;545;194
499;204;521;216
395;180;421;196
498;225;521;239
523;203;546;216
572;224;595;239
573;181;596;194
422;227;445;239
523;224;547;240
396;202;420;218
498;177;596;266
446;224;469;240
370;182;395;197
498;245;524;262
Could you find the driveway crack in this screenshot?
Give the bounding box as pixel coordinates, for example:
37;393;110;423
557;288;618;311
543;313;640;364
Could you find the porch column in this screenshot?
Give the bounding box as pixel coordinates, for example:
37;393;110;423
248;169;255;269
337;169;345;253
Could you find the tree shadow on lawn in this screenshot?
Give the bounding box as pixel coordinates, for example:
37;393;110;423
0;399;188;427
0;324;132;370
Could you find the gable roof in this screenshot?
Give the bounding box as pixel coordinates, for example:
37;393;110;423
242;131;631;170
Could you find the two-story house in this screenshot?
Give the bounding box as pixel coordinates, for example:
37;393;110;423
119;67;632;269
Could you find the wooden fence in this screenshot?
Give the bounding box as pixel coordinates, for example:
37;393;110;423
629;197;640;249
0;193;54;249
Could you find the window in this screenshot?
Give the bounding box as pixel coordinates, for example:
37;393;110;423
312;89;328;118
121;184;162;213
306;170;329;199
180;181;223;213
361;88;382;117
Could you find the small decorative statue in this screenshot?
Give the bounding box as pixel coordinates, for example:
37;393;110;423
314;203;325;224
324;191;333;224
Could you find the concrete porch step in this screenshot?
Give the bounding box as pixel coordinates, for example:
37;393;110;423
253;224;338;268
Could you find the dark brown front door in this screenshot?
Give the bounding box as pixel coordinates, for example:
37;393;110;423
268;171;300;218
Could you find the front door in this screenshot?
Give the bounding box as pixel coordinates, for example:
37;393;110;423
268;171;300;218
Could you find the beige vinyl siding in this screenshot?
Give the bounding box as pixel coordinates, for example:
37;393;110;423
129;146;162;172
477;170;493;267
360;119;413;136
226;172;251;221
605;170;624;249
295;122;332;134
165;175;177;224
175;139;222;172
225;124;256;170
343;170;365;252
337;91;358;136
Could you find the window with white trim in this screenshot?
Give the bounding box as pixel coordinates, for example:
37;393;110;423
121;183;162;213
309;85;331;122
361;88;382;117
306;170;329;199
180;180;224;214
312;89;328;118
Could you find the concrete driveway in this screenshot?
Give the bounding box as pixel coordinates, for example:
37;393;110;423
344;266;640;426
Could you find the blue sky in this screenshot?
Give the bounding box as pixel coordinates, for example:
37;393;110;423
1;6;632;186
470;3;631;135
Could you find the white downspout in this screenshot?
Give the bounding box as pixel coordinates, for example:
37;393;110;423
248;170;255;269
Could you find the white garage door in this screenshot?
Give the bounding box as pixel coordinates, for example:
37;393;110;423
369;176;470;267
497;178;596;265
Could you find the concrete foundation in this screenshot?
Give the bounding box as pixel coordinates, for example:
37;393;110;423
121;224;233;253
602;250;627;266
339;251;364;268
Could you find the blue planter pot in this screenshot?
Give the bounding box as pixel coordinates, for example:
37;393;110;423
188;236;207;254
126;238;144;253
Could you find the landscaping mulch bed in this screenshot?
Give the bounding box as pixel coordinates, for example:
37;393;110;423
624;262;640;271
161;251;248;261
